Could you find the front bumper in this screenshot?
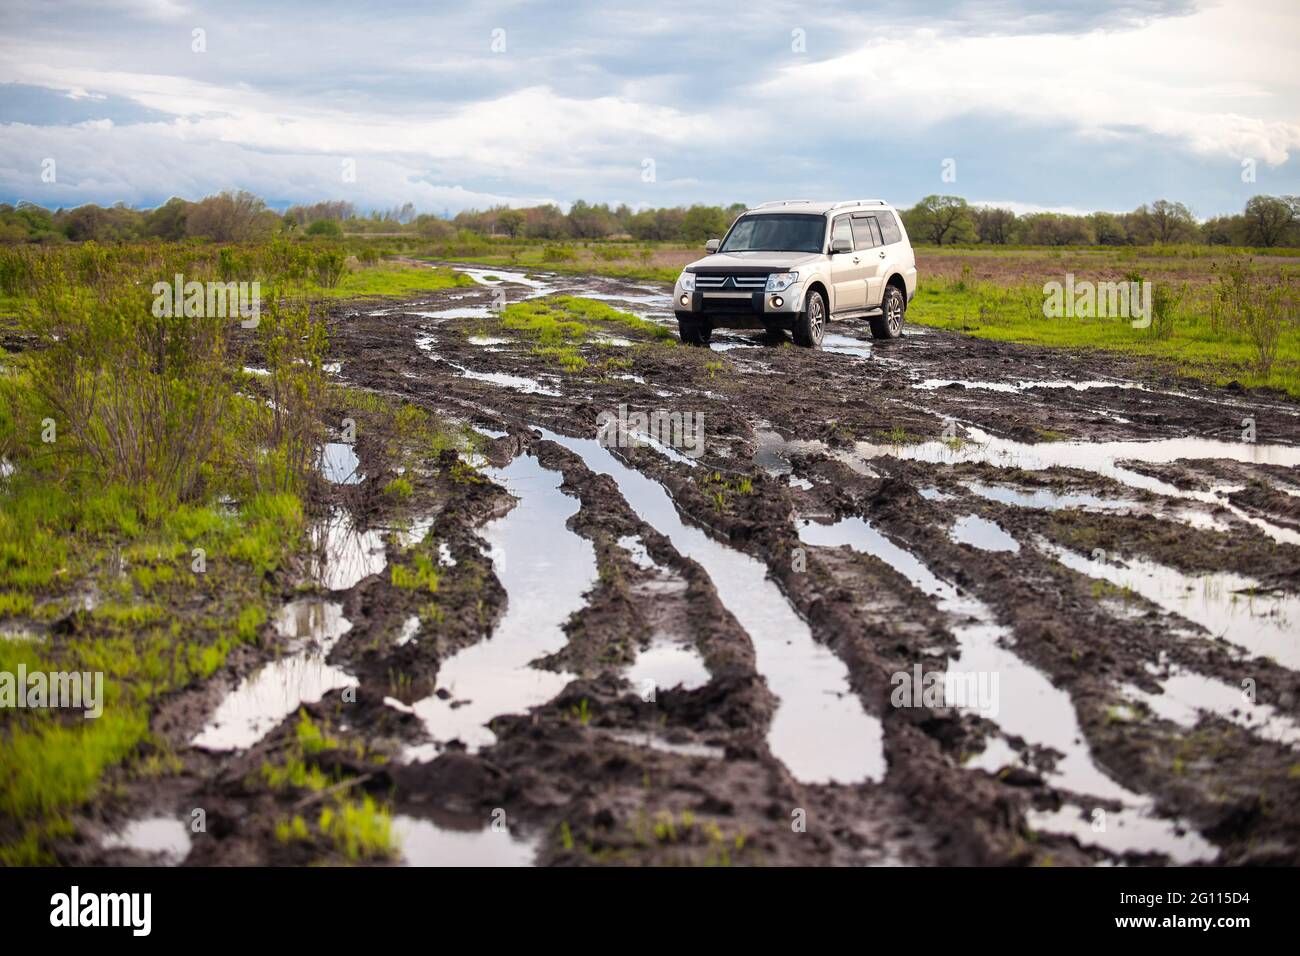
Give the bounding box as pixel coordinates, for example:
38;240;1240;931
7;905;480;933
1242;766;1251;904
673;287;802;330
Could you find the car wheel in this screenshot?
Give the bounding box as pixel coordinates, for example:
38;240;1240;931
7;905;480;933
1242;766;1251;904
677;316;712;346
793;289;826;348
870;286;905;340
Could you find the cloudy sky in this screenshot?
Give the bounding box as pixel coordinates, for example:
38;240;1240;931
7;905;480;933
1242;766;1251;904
1;0;1297;217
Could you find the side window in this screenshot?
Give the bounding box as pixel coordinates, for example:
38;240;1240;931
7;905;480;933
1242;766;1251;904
867;216;884;246
850;217;875;249
831;217;854;250
879;211;902;245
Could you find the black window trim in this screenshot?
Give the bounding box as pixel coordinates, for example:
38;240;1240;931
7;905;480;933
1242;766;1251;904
830;214;856;253
849;216;877;250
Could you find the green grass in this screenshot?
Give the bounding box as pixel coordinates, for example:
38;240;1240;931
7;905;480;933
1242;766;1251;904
485;295;672;373
390;553;440;594
444;249;683;284
317;794;396;861
907;277;1300;397
319;263;474;298
473;295;670;377
502;295;671;341
0;473;304;861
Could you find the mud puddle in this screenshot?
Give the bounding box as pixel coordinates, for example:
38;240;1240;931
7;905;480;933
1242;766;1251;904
247;266;1300;865
310;509;388;591
624;633;711;694
416;333;562;396
406;452;597;754
1121;667;1300;747
453;266;557;294
1045;542;1300;669
604;729;726;759
100;816;192;865
539;427;886;785
963;481;1231;533
319;442;362;484
856;426;1300;544
949;514;1019;552
914;378;1147;394
392;812;537;867
192;599;357;751
798;515;1213;859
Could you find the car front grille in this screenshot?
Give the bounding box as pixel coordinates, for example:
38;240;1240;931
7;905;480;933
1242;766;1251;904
695;274;769;291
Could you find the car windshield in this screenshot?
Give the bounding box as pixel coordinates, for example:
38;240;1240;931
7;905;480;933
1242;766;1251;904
719;214;825;254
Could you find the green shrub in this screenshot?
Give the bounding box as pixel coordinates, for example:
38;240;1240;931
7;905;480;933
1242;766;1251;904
305;219;343;239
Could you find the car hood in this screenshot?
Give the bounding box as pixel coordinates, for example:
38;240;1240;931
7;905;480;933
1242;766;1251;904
684;251;823;272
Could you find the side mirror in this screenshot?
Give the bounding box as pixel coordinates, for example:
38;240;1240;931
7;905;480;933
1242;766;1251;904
831;237;853;254
705;238;720;253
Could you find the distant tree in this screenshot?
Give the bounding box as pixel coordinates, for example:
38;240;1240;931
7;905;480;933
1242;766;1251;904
413;214;453;240
1200;214;1242;246
627;207;687;241
1018;213;1095;245
305;218;343;237
0;217;26;242
525;204;571;239
496;208;526;238
973;206;1016;244
144;197;191;240
185;190;273;241
284;200;355;227
1241;195;1299;247
567;200;616;238
1128;199;1197;244
905;195;976;245
58;202;143;241
681;205;729;242
1088;211;1127;245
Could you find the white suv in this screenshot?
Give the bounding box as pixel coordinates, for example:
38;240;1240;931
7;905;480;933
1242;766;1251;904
672;199;917;347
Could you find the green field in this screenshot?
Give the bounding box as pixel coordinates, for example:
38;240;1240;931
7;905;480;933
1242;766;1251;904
906;246;1300;396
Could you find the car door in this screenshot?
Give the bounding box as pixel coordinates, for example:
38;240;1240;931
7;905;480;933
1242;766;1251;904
828;215;866;312
877;209;916;300
851;215;887;307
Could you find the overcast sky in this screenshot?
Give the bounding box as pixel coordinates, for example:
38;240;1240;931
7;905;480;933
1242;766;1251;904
1;0;1297;217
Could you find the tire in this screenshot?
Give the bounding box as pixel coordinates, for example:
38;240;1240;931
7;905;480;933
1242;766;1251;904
793;288;826;348
870;285;906;340
677;315;712;346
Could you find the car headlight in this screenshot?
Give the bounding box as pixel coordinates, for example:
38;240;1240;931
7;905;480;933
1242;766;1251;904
765;272;799;293
678;272;696;292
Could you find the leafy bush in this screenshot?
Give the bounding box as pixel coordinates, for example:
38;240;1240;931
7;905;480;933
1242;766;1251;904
305;219;343;238
542;244;577;263
12;242;327;500
1209;259;1298;377
313;249;348;288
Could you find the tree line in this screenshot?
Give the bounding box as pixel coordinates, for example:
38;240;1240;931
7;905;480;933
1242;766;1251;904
900;195;1300;248
2;190;1297;248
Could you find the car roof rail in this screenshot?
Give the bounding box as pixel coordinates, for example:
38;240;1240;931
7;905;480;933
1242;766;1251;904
753;199;815;208
830;199;887;210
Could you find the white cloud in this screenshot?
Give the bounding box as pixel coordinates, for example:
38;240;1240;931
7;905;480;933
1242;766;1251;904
753;0;1300;165
0;0;1295;213
970;200;1101;217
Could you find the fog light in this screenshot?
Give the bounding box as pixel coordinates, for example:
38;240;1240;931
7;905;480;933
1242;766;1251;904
679;294;689;307
772;295;784;308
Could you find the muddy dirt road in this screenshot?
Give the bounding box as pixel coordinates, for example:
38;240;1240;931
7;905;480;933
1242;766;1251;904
84;265;1300;866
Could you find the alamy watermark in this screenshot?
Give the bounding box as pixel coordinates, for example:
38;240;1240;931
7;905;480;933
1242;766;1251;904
50;886;150;936
1;665;104;718
152;274;260;328
891;664;999;718
1043;274;1151;328
596;403;704;459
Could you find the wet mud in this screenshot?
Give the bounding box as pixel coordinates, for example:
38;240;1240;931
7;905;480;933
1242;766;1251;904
64;265;1300;866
